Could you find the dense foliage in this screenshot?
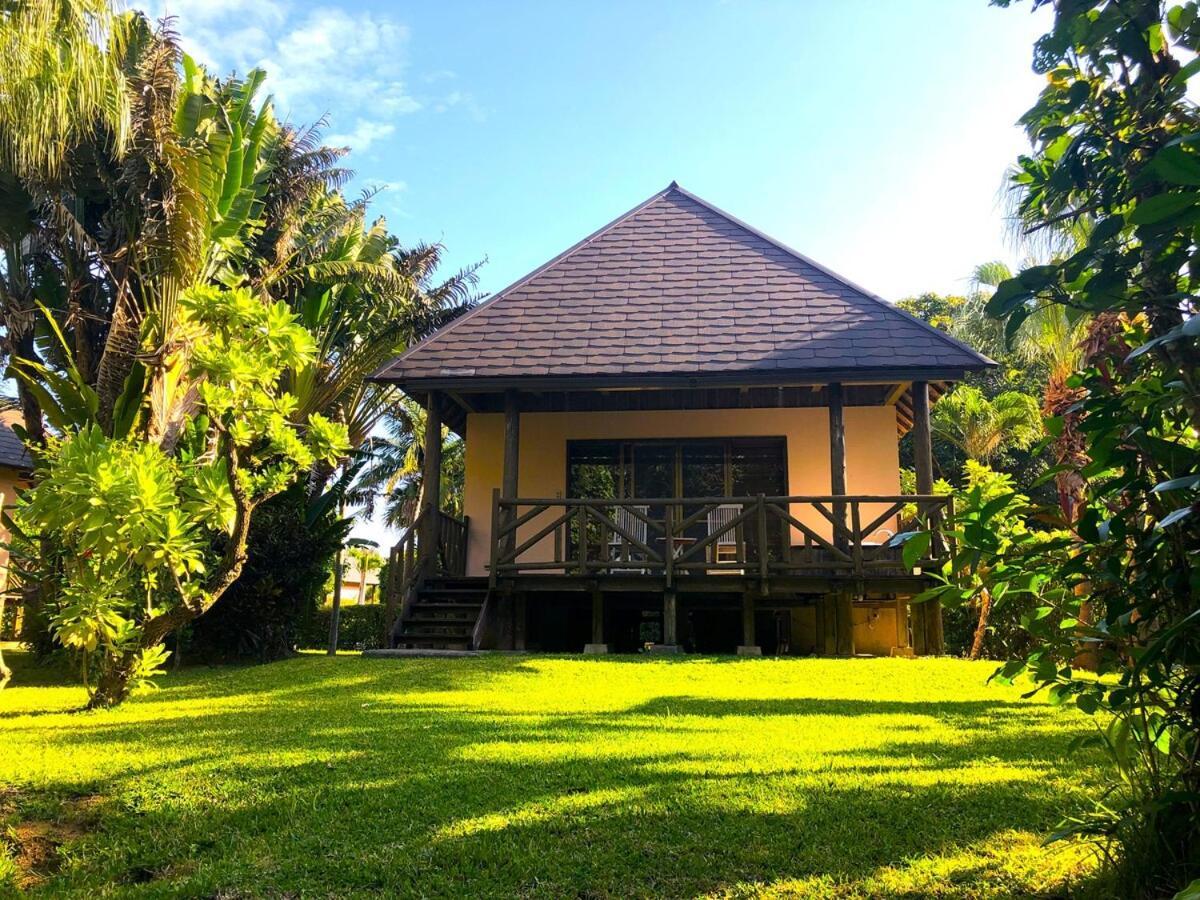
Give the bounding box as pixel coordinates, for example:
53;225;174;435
12;287;347;704
0;3;475;695
297;604;388;652
187;483;351;662
909;2;1200;893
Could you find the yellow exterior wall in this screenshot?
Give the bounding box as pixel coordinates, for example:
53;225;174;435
463;406;900;576
0;467;26;592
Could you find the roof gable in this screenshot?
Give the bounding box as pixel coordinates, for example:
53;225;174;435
377;183;993;385
0;408;31;472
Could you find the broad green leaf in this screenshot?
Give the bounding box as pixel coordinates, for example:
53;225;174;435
1156;506;1194;530
1149;144;1200;185
1129;192;1197;225
1153;474;1200;492
901;531;931;571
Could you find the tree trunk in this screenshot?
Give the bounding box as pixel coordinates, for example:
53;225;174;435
969;587;992;661
0;591;11;690
87;435;255;709
327;501;345;655
89;657;135;708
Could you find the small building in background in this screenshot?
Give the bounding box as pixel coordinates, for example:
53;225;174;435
327;555;382;607
0;408;33;639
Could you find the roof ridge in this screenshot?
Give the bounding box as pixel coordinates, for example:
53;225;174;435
668;185;996;367
371;182;680;378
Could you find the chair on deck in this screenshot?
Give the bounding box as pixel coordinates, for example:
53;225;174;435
607;504;650;574
706;503;742;568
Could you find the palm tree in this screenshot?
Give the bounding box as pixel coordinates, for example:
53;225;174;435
347;547;384;604
256;186;479;489
966;261;1092;523
0;0;135;446
931;386;1042;463
0;0;131;183
961;261;1090;382
353;398;465;530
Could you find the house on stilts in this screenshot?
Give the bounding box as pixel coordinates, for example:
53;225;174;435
373;182;993;656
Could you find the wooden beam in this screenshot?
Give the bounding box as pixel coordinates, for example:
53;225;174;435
911;380;943;654
828;382;847;555
419;391;443;578
446;391;476;415
884;381;910;406
501;390;520;561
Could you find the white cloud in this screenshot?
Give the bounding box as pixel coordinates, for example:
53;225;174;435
433;90;488;123
137;1;421;155
326;120;395;153
364;179;408;195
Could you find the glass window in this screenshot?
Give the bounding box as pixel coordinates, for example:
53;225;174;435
567;441;623;500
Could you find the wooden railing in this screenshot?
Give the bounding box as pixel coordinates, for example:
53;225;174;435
383;509;470;643
488;491;953;587
438;511;469;577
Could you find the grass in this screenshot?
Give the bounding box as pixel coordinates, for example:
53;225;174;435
0;649;1110;898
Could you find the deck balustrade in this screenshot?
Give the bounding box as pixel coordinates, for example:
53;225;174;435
487;491;952;587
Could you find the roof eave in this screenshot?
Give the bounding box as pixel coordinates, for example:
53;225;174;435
380;364;991;395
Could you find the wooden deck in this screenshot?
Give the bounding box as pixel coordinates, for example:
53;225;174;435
489;493;953;590
383;494;951;655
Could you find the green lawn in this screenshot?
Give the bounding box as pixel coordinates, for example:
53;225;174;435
1;650;1109;898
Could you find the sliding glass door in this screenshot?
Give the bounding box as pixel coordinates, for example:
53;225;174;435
566;437;788;565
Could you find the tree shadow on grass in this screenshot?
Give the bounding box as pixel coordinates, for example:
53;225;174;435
3;655;1110;897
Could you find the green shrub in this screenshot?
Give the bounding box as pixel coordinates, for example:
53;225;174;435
189;485;349;662
297;605;387;652
0;597;18;641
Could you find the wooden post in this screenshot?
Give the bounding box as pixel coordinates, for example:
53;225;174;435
419;391;443;580
835;589;855;657
828;383;847;546
501;389;520;562
912;380;943;654
586;588;607;654
514;594;527;651
895;595;911;655
820;593;838;656
738;592;761;656
828;384;853;657
663;590;677;647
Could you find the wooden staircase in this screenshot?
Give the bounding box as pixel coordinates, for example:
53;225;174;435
393;576;489;651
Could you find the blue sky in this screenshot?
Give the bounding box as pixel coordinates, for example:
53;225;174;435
144;0;1053;546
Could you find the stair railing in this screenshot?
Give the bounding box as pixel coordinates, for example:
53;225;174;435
384;509;471;647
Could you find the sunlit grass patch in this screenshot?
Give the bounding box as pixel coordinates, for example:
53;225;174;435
0;651;1108;897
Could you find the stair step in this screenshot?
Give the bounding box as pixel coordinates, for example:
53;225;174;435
419;589;488;601
398;640;472;651
404;615;476;626
400;624;474;637
411;601;483;611
389;579;488;652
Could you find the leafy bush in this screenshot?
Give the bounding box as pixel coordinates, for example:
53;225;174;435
188;485;350;662
297;605;387;652
0;598;17;641
12;287;347;706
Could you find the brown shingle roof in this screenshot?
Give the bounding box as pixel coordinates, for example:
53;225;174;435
0;408;31;471
376;184;994;387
